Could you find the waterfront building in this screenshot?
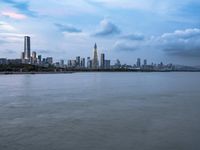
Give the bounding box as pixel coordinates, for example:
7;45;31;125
24;36;31;60
60;60;64;67
105;60;111;69
137;58;141;68
114;59;121;68
81;58;85;68
87;57;92;69
21;52;25;60
46;57;53;65
100;53;105;69
32;51;37;64
144;59;147;66
38;55;42;64
76;56;81;67
68;60;76;68
92;43;99;69
0;58;7;65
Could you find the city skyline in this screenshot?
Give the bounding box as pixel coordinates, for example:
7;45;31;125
0;0;200;65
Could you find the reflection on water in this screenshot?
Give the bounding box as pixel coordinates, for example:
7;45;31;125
0;73;200;150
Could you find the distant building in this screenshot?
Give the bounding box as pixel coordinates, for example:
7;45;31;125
21;52;25;60
32;51;37;64
114;59;121;68
105;60;111;69
68;60;76;68
87;57;92;69
38;55;42;64
24;36;31;60
76;56;81;67
92;43;99;69
46;57;53;65
100;53;105;69
60;60;64;67
81;58;85;68
0;58;7;65
137;58;141;68
7;59;22;64
144;59;147;66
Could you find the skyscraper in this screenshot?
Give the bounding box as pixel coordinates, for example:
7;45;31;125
137;58;141;68
24;36;31;60
76;56;81;67
144;59;147;66
100;53;105;69
92;43;99;69
81;58;85;68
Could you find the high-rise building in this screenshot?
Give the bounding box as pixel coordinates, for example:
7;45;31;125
87;57;92;69
38;55;42;63
144;59;147;66
24;36;31;60
46;57;53;65
32;51;37;59
60;60;64;67
21;52;25;60
137;58;141;68
32;51;37;64
100;53;105;69
92;43;99;69
81;58;85;68
76;56;81;67
105;60;111;69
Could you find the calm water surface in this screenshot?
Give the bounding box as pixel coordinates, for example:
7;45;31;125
0;72;200;150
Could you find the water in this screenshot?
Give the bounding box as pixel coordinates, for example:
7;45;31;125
0;72;200;150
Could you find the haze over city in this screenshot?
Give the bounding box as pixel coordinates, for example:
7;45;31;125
0;0;200;65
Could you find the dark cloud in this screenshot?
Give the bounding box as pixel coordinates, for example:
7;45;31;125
55;23;82;33
159;28;200;57
93;19;120;37
1;0;36;17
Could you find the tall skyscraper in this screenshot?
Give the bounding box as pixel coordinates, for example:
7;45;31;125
92;43;99;69
81;58;85;68
100;53;105;69
24;36;31;60
144;59;147;66
137;58;141;68
76;56;81;67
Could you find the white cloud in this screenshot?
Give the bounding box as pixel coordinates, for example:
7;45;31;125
1;11;27;20
0;22;16;32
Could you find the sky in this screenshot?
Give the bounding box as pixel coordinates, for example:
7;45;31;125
0;0;200;65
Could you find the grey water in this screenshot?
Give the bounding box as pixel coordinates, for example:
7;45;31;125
0;72;200;150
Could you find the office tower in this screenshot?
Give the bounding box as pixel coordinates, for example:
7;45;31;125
32;51;37;59
68;60;76;68
100;53;105;69
76;56;81;67
46;57;53;65
92;43;99;69
31;51;37;64
105;60;111;69
38;55;42;63
87;57;91;69
60;60;64;67
115;59;121;68
81;58;85;68
144;59;147;66
21;52;25;60
24;36;31;60
137;58;141;68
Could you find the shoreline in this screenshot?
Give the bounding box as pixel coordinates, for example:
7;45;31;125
1;70;200;75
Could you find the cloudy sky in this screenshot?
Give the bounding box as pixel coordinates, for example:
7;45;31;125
0;0;200;65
